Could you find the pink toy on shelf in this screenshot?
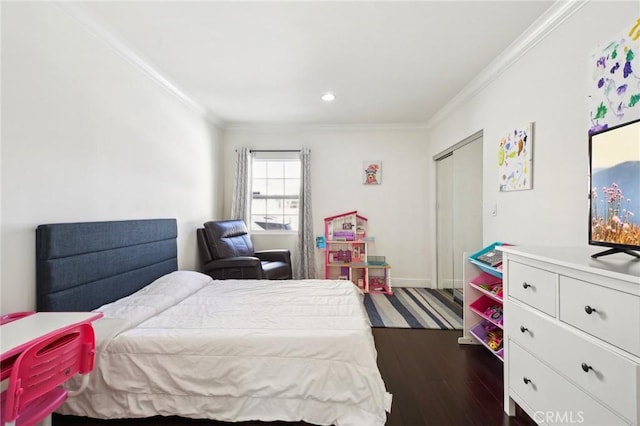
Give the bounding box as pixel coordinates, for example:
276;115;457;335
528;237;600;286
333;231;355;241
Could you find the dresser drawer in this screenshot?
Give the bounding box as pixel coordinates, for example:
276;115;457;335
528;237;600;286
509;342;627;425
559;276;640;357
506;300;556;358
508;261;557;316
508;301;639;422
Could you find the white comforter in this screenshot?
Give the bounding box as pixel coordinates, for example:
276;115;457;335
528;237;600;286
60;271;392;426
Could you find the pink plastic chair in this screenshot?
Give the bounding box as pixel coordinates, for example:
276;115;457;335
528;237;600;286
0;311;35;325
0;323;96;426
1;312;36;381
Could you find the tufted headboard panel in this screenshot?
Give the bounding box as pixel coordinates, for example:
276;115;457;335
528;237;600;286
36;219;178;312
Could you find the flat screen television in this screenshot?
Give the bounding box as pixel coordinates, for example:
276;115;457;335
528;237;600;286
588;118;640;258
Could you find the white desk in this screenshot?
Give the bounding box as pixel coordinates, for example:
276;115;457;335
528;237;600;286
1;312;103;363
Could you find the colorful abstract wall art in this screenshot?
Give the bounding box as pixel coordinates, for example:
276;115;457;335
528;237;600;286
588;19;640;134
498;123;533;192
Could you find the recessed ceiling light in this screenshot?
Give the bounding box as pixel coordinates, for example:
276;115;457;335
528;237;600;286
321;92;336;102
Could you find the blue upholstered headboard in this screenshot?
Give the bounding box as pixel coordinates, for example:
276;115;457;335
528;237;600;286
36;219;178;312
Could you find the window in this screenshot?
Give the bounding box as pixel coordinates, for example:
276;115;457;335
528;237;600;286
250;152;300;232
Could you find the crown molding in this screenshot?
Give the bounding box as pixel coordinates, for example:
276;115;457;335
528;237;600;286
426;0;589;129
55;1;587;131
223;121;433;133
56;2;225;128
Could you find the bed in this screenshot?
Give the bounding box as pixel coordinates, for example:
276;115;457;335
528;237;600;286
36;219;391;426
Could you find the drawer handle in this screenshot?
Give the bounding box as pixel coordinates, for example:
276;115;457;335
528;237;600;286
519;326;529;333
523;377;532;385
581;363;593;373
584;305;597;315
522;282;531;289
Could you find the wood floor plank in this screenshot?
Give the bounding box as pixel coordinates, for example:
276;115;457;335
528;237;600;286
384;329;510;426
370;328;406;426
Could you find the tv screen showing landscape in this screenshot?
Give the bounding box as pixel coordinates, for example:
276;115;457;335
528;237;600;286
589;118;640;252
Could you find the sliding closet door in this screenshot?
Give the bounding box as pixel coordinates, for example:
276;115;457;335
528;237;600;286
436;154;454;293
451;138;483;302
435;133;483;302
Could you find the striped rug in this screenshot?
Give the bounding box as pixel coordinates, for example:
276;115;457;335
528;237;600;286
364;288;463;329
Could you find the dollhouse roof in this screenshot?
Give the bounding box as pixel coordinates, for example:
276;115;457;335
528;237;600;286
323;211;368;222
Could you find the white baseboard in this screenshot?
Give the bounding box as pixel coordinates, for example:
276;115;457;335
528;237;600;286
391;278;465;290
391;278;432;288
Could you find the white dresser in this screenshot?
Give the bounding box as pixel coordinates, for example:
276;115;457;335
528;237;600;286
500;246;640;425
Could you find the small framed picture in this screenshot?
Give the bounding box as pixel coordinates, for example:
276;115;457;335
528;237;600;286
363;161;382;185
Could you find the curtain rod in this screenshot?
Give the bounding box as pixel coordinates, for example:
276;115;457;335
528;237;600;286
249;149;301;153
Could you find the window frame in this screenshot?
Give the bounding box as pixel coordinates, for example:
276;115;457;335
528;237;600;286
249;151;301;234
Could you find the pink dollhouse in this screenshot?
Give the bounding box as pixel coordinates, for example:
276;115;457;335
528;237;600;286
323;211;392;295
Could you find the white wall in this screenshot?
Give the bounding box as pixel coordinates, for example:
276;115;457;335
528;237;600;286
426;2;637;252
1;3;223;312
2;2;633;312
222;125;431;285
224;3;637;289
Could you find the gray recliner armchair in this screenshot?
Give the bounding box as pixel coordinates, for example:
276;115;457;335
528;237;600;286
197;219;292;280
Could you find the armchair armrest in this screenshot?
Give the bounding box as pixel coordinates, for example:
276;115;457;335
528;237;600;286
255;249;291;264
202;256;263;279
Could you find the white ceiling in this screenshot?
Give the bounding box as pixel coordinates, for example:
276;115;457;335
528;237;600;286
68;1;556;126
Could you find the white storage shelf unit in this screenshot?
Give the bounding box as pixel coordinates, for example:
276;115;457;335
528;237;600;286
459;244;505;361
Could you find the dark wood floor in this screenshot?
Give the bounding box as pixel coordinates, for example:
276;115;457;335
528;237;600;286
54;328;535;426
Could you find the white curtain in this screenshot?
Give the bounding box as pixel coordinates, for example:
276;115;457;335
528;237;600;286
230;147;251;221
295;147;316;279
